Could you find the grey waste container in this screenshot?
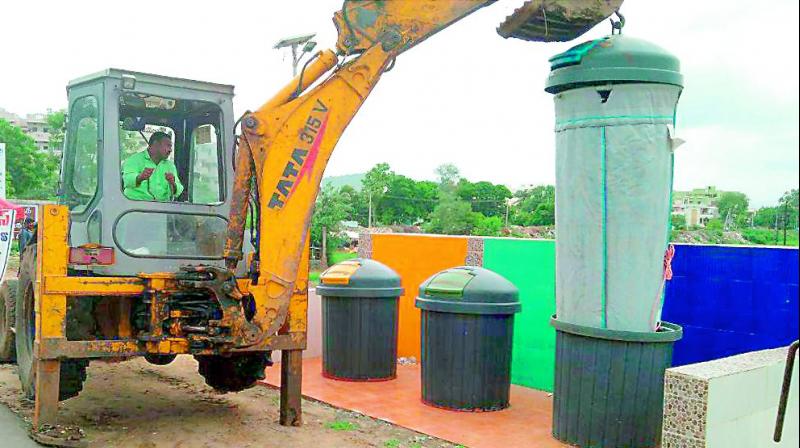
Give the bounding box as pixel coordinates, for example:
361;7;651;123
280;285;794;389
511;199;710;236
546;33;685;447
316;258;403;381
416;266;521;411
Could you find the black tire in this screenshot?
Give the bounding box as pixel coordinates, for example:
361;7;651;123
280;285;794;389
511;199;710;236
144;353;178;366
15;245;89;401
0;279;18;362
195;352;272;393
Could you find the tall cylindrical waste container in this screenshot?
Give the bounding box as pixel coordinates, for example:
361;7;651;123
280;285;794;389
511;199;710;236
317;259;403;381
416;266;520;411
546;33;684;447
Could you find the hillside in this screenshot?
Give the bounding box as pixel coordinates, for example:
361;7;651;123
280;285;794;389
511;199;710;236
322;173;365;190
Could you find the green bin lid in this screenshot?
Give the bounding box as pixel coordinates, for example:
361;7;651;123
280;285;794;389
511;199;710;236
415;266;520;315
545;35;683;94
316;258;403;298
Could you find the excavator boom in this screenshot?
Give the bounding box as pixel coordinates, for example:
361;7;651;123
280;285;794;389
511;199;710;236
222;0;623;349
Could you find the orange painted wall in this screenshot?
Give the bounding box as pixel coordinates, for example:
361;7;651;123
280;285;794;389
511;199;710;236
371;234;469;358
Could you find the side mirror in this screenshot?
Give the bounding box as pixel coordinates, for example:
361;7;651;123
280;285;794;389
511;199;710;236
121;116;146;132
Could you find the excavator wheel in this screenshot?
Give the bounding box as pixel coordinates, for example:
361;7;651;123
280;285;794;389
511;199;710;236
0;279;18;362
15;245;89;401
195;352;272;393
144;353;178;365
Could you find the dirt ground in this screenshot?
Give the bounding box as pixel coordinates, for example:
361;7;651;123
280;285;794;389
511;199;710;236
0;357;463;448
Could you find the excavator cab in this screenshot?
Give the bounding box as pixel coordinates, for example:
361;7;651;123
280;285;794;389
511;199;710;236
59;69;240;276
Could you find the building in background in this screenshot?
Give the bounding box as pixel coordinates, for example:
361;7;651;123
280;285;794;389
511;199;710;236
0;107;25;127
20;112;52;152
0;107;56;153
672;186;721;227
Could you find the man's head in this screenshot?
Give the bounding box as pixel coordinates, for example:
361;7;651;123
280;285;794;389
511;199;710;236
23;217;34;229
148;131;172;162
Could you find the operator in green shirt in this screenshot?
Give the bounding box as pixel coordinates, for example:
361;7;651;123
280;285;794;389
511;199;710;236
122;131;184;201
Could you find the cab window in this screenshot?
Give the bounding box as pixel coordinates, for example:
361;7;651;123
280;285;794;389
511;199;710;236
190;124;222;204
64;95;100;214
118;93;224;204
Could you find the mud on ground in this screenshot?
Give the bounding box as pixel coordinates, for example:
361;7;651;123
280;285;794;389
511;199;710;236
0;357;462;448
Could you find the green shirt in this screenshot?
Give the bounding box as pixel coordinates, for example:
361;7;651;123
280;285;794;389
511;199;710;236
122;150;184;201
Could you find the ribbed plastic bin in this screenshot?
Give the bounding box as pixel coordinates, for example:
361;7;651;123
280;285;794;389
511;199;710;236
317;259;403;381
551;318;682;447
416;266;520;411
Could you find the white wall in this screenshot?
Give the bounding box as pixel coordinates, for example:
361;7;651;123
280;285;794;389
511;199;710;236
663;346;799;448
705;350;798;447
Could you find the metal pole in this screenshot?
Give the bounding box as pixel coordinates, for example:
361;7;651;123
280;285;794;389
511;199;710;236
291;44;299;77
775;214;780;244
321;225;328;269
368;192;373;229
774;341;798;442
783;202;788;246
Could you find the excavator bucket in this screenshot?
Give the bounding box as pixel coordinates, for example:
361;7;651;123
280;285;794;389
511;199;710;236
498;0;623;42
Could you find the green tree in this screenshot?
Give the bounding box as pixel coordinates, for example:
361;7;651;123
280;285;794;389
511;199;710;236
311;184;352;265
425;164;474;234
361;162;394;226
779;189;799;229
339;185;368;225
457;180;512;217
671;214;687;230
46;109;66;155
706;218;724;231
716;192;749;228
424;194;475;235
378;175;438;225
753;206;780;228
473;214;504;236
434;163;461;194
362;163;394;197
512;185;555;226
0;119;60;199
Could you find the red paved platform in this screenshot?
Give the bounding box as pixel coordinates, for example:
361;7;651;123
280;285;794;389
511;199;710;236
260;357;566;448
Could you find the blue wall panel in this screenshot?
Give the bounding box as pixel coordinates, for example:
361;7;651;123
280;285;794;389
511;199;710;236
663;245;799;366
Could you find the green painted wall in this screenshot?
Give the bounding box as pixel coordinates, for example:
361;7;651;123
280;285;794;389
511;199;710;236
483;238;556;392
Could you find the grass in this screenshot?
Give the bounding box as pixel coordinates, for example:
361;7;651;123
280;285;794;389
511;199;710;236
383;440;424;448
330;250;358;264
310;250;358;286
326;420;359;431
741;228;799;246
671;227;800;247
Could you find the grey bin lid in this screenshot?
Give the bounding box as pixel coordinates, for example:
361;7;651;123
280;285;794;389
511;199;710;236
316;258;403;298
416;266;521;315
545;35;683;94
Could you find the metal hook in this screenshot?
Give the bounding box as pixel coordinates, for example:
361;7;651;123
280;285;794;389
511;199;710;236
610;10;625;35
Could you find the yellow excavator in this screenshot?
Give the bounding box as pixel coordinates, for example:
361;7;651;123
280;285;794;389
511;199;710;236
0;0;622;433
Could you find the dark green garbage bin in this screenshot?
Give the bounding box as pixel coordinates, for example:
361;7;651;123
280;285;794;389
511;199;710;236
551;317;682;447
317;259;403;381
416;266;521;411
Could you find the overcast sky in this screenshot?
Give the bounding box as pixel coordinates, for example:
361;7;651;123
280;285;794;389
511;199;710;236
2;0;798;207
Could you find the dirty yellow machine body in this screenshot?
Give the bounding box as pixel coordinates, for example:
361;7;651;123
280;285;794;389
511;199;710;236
0;0;622;430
